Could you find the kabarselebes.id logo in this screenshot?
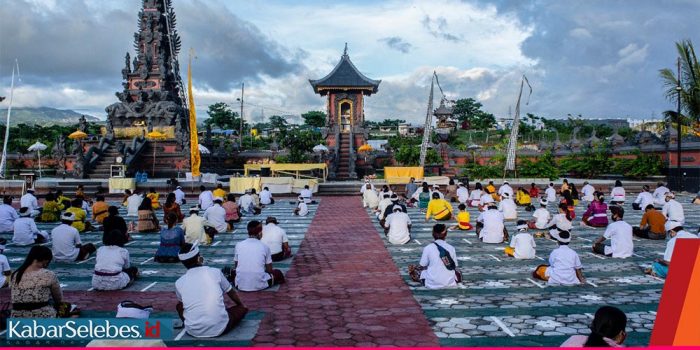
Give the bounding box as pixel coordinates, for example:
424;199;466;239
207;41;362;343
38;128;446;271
6;319;173;340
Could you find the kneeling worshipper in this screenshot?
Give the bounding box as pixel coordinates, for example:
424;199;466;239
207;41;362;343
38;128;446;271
408;224;460;289
545;183;557;203
532;230;586;286
237;189;257;216
20;188;41;218
204;197;228;233
13;207;48;245
653;182;670;207
183;206;216;245
633;204;666;240
561;306;628;347
456;182;469;204
529;199;551;230
498;192;518;220
51;212;96;262
300;185;314;204
293;196;309;216
103;206;129;245
155;212;186;263
91;229;138;290
476;203;508;243
381;194;407;223
376;193;393;219
592;206;634;258
610;180;626;205
384;206;412;245
259;187;274;206
227;220;285;291
545;203;573;238
66;198;93;233
261;217;292;262
425;192;454;222
646;221;698;279
452;203;473;231
505;220;536;259
175;242;248;338
362;184;380;209
163;193;185;224
0;196;18;234
581;192;609;228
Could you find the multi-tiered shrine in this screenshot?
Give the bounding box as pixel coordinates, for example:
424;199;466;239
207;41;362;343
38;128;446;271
309;45;380;180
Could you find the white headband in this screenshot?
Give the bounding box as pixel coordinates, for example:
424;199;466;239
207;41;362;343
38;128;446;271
516;224;528;231
178;241;200;261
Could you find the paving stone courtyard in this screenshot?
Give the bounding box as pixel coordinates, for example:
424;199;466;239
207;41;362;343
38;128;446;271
0;191;695;346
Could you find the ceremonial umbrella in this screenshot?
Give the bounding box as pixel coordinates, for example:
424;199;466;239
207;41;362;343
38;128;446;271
312;144;328;153
146;131;166;177
68;130;87;140
27;141;47;178
198;144;210;154
358;144;373;152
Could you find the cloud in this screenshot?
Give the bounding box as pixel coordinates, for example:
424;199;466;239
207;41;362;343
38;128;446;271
421;15;462;42
378;37;413;53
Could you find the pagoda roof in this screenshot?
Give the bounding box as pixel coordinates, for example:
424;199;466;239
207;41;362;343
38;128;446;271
309;45;380;95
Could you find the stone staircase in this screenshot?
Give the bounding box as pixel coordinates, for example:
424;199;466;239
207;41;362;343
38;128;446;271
318;181;362;196
336;133;351;179
87;144;120;179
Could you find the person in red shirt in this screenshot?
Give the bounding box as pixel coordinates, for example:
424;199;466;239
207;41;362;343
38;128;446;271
529;183;540;199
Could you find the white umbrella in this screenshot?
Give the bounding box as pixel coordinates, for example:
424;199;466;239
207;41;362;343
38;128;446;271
27;141;47;178
198;144;210;154
312;144;328;153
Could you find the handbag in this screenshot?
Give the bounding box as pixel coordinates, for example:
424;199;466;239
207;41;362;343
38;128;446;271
434;243;462;282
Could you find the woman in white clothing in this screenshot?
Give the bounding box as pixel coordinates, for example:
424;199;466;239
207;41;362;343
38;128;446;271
468;183;483;208
545;203;573;235
610;180;626;205
91;229;138;290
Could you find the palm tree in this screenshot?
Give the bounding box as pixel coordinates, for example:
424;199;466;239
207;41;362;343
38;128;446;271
659;40;700;127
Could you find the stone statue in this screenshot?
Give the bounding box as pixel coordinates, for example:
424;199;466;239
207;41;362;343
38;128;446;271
106;120;115;139
205;124;212;145
78;115;88;132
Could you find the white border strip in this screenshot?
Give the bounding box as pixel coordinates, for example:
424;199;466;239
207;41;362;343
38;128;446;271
490;316;515;337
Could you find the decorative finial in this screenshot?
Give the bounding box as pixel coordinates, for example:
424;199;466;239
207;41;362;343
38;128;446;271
343;43;348;57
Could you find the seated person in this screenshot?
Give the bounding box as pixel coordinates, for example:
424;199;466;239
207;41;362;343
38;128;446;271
693;191;700;205
20;188;41;218
229;220;285;291
646;221;698;278
136;198;160;233
259;187;274;206
223;194;241;230
515;187;532;208
51;212;96;262
0;195;17;233
13;207;48;245
237;190;258;216
384;206;412;245
581;192;609;228
213;183;228;200
204;198;227;233
182;207;215;246
300;185;314;204
362;184;380;209
498;192;518;220
146;188;161;210
376;194;392;219
505;220;536;259
38;193;62;223
476;203;508;243
633;185;654;210
176;242;248;338
592;206;633;258
91;229;138;290
408;224;460;289
381;194;407;224
532;230;585;286
0;238;10;288
91;195;110;224
56;190;72;209
425;192;453;222
293;196;309;216
155;212;186;263
529;199;551;230
66;198;93;232
633;204;666;240
261;217;292;261
452;204;473;230
103;206;129;245
163;193;185;224
561;306;627;347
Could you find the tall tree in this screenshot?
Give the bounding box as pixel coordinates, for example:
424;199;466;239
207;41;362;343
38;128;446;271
301;111;327;128
452;98;496;130
660;40;700;124
268;115;289;131
205;102;242;130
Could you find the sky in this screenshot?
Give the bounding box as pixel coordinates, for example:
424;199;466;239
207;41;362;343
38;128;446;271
0;0;699;124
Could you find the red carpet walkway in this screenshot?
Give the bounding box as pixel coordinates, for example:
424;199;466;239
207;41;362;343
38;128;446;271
251;196;439;347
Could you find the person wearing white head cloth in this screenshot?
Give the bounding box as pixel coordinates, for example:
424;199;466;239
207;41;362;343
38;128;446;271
498;181;514;199
646;221;698;279
293;196;308;216
529;199;551;230
653;182;670;207
175;241;248;338
362;184;380;209
662;192;685;224
174;186;186;206
0;238;10;288
581;181;596;202
360;178;376;194
456;182;469;204
13;207;48;245
533;230;585;286
20;188;40;218
505;220;536;259
498;192;518;220
384;206;412;245
204;198;227;233
430;185;444;200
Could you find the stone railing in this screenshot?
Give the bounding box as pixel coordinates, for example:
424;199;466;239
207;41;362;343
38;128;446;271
117;135;147;175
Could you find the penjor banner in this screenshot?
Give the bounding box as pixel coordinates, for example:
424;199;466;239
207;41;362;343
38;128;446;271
188;55;201;178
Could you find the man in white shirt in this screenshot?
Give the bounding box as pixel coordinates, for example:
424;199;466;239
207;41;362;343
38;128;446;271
593;206;633;258
204;198;227;233
506;221;536;259
476;203;508;243
384;206;412;245
533;230;585;286
646;221;698;278
259;187;274;205
20;188;40;217
360;179;376;194
430;185;445;199
300;185;313;204
662;192;685;224
376;193;393;219
408;224;459;289
13;207;48;245
51;212;95;262
498;181;514;199
174;186;186;205
237;190;255;215
182;207;215;245
176;242;248;338
633;185;654;211
498;192;518;220
0;196;18;233
581;182;596;202
456;183;469;204
261;217;291;261
294;196;309;216
198;185;215;211
653;182;670;207
126;190;143;217
0;238;10;288
230;220;285;291
529;199;551;230
545;183;557;203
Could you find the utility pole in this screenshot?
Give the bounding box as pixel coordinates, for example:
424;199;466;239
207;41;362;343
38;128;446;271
239;82;244;150
676;58;683;192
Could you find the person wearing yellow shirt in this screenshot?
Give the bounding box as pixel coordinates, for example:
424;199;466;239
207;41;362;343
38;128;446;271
213;183;228;200
516;187;533;211
486;181;499;202
425;192;454;222
56;190;71;209
452;204;473;230
146;188;161;210
91;195;110;224
65;198;93;232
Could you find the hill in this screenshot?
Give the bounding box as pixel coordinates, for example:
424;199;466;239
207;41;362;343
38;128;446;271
0;107;99;126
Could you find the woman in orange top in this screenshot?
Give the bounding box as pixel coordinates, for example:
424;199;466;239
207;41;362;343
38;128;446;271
91;195;110;224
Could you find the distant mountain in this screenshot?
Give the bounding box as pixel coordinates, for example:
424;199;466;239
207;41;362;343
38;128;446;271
0;107;99;126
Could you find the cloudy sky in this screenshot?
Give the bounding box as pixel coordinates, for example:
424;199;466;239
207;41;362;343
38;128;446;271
1;0;699;124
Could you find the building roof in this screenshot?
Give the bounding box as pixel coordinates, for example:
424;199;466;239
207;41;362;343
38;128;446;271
309;44;381;95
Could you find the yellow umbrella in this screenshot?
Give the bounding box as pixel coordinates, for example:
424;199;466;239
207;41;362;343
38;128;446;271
68;130;88;140
146;130;166;176
358;144;373;152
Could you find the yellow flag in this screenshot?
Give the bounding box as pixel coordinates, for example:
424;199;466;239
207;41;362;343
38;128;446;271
188;56;201;177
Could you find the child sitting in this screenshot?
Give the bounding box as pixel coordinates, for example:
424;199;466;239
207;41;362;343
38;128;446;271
505;220;536;259
452;204;472;230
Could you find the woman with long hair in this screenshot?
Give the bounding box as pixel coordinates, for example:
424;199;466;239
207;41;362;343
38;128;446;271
91;229;138;290
163;192;184;224
137;198;160;233
546;203;573;237
561;190;576;219
154;212;185;263
610;180;626;205
561;306;627;347
581;192;609;228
